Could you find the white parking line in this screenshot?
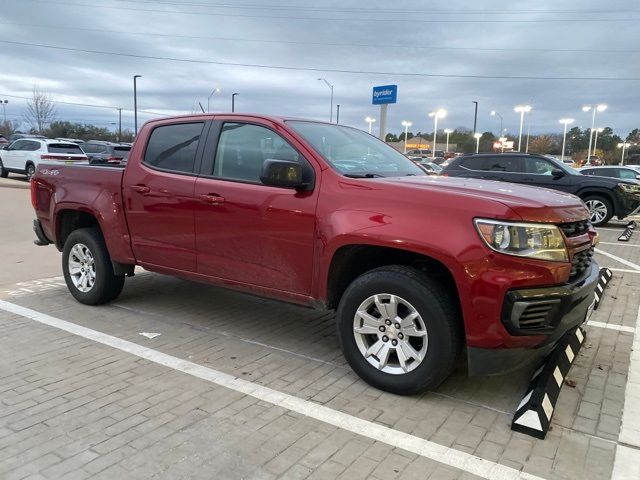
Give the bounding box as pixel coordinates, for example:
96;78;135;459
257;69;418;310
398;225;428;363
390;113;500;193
612;305;640;479
587;321;635;334
600;242;640;247
0;299;544;480
595;249;640;271
608;268;640;274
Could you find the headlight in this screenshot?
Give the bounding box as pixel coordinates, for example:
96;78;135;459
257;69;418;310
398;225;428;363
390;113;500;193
618;183;640;194
474;219;568;262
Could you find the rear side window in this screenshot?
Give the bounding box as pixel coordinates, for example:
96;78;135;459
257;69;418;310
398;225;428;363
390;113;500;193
144;122;204;173
460;157;487;170
48;143;83;154
25;141;42;151
486;156;522;173
82;144;97;153
581;169;596;176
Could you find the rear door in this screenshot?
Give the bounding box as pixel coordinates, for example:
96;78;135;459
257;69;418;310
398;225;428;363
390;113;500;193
122;121;207;272
193;118;319;295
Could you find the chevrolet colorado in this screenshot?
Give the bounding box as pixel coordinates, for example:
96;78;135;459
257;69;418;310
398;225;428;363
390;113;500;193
31;114;599;394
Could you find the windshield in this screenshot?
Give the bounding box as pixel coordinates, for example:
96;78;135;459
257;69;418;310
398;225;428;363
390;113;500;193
287;121;425;177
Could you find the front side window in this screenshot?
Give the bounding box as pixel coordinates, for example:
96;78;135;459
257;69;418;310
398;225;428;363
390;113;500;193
618;169;638;180
523;158;556;175
213;123;300;183
144;122;204;173
288;121;424;177
9;140;26;150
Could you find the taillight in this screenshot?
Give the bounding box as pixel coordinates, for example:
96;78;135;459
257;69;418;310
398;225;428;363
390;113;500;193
440;172;448;177
30;178;37;208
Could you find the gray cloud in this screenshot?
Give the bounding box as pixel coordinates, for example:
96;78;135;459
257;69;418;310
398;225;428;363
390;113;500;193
1;0;638;137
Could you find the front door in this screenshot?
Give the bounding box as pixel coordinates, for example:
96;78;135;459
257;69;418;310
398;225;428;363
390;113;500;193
2;140;28;170
122;121;207;272
194;119;319;295
519;156;575;193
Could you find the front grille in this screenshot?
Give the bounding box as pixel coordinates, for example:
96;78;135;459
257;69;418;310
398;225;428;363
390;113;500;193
558;220;591;237
571;246;594;279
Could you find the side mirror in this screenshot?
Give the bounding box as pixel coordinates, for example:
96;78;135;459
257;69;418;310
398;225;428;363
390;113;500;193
551;169;565;179
260;159;310;190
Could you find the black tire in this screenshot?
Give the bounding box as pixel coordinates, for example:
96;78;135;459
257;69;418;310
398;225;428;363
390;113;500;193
582;195;613;226
25;163;35;181
0;158;7;178
62;227;125;305
336;265;463;395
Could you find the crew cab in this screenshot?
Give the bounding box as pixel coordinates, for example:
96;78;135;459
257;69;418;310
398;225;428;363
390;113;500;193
31;114;599;394
441;153;640;226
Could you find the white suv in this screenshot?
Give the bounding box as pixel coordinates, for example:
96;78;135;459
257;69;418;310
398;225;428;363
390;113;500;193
0;138;88;180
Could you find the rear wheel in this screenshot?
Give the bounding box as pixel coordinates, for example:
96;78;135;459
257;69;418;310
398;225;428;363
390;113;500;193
583;195;613;226
0;159;7;178
62;228;125;305
336;266;463;395
25;163;35;181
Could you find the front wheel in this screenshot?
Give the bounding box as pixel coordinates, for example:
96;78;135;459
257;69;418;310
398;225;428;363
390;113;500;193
336;266;463;395
583;195;613;226
62;228;125;305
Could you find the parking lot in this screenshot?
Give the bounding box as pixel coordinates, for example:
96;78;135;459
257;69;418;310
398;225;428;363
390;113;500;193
1;175;639;480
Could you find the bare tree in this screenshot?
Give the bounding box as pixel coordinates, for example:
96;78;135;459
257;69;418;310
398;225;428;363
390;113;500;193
25;86;57;134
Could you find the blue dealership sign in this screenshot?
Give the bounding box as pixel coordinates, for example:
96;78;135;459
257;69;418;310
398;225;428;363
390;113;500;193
372;85;397;105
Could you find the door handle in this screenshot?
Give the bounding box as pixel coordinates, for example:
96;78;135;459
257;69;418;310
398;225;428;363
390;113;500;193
132;185;150;194
198;193;225;204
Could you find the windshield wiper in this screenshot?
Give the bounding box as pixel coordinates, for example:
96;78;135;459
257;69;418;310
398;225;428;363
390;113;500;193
343;173;385;178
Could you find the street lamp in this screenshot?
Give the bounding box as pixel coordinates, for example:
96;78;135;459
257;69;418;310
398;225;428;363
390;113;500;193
0;100;7;123
207;87;221;113
365;116;376;134
490;110;503;135
444;128;453;153
474;132;482;153
317;78;334;122
582;104;607;159
592;127;604;157
428;109;447;158
133;75;142;135
514;105;532;152
559;118;575;161
231;93;239;113
618;142;631;165
401;120;412;153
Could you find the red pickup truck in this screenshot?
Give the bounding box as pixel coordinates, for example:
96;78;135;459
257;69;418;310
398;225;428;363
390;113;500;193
31;114;599;394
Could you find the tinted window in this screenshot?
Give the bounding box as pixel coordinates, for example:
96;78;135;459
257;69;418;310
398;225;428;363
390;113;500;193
144;122;204;173
460;157;487;170
618;169;637;180
25;141;42;151
485;156;522;173
213;123;300;183
523;158;556;175
48;143;83;154
581;169;597;176
81;144;97;153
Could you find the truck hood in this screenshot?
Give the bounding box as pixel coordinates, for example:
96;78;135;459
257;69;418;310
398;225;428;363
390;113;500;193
376;175;589;223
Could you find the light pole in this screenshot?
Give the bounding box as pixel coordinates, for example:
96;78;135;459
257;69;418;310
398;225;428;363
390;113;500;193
582;104;607;160
618;142;631;165
559;118;574;161
474;133;482;153
592;127;604;157
336;105;340;124
133;75;142;135
365;116;376;134
472;101;478;134
444;128;453;153
401;120;412;153
207;87;220;113
317;78;334;122
514;105;532;152
490;110;503;135
525;112;532;153
117;108;122;143
231;93;239;112
0;100;7;123
428;109;447;158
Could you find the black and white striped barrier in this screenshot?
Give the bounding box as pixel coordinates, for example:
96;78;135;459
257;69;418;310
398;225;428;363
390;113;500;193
618;220;636;242
593;267;613;310
511;327;586;439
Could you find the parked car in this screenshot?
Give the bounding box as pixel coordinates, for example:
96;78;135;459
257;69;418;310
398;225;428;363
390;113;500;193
0;139;87;180
579;166;640;182
406;149;432;158
31;114;598;394
81;141;131;164
441;153;640;226
0;136;8;148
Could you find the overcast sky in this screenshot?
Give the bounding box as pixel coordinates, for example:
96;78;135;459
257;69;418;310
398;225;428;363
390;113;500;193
1;0;639;137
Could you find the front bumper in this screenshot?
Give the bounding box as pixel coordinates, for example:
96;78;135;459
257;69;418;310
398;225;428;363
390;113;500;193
467;262;598;376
